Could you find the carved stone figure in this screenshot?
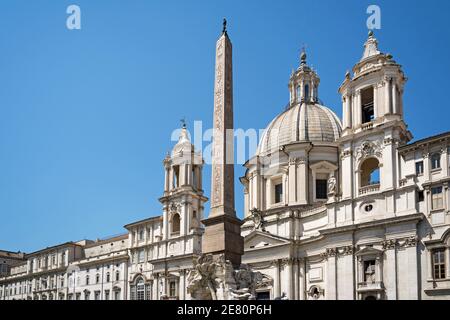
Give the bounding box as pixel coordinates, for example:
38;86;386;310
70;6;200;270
327;175;337;195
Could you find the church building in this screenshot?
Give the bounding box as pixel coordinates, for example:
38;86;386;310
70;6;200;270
1;27;449;300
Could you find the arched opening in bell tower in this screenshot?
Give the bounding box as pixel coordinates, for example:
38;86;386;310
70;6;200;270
361;87;375;123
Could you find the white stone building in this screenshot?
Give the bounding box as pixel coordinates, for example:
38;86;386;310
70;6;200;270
1;30;450;300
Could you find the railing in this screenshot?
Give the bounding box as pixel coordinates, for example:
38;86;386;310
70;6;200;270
359;183;380;195
361;121;374;131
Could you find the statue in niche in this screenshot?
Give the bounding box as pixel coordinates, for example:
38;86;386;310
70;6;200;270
327;174;337;196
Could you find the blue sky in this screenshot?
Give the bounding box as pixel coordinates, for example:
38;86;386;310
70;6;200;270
1;0;449;252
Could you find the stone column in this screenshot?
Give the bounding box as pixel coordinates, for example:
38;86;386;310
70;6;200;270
274;260;281;298
164;165;170;193
297;158;308;204
163;206;169;240
345;94;352;129
325;252;337;300
299;259;306;300
385;77;392;114
392;80;398;114
288;158;297;204
354;91;361;127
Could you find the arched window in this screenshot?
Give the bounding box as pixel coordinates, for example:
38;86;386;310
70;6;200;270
115;271;120;281
304;84;310;101
106;272;110;282
172;213;181;234
431;153;441;170
296;86;301;102
360;158;380;187
136;278;145;300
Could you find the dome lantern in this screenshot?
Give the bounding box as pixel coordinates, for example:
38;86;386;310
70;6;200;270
289;49;320;106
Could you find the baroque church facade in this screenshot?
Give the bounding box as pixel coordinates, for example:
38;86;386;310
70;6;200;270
1;29;450;300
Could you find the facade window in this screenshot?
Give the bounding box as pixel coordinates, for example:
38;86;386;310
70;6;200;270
316;179;328;200
76;293;81;300
432;249;446;280
274;183;283;204
115;271;120;281
138;249;145;263
172;214;181;234
84;291;90;300
363;260;376;283
431;153;441;170
105;290;110;300
96;274;100;284
256;291;270;300
85;275;89;285
361;87;374;123
60;277;64;288
431;186;444;210
139;229;144;241
415;161;424;175
106;272;110;282
94;291;100;300
114;290;120;300
417;190;424;202
136;279;145;300
360;158;380;187
169;281;177;297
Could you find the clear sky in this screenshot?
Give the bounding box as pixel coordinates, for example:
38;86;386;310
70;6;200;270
1;0;449;253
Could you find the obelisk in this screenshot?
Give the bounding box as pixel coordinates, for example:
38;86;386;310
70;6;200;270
202;19;244;268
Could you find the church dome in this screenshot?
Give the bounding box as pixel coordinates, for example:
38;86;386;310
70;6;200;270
257;102;342;155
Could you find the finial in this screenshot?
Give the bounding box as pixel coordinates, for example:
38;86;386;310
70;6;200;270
300;44;307;65
345;70;351;79
180;117;186;129
368;30;374;38
222;18;227;35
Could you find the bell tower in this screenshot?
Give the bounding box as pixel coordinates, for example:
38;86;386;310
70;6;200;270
339;31;408;134
338;31;412;202
159;123;208;240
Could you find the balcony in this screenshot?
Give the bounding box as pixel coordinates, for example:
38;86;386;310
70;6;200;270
359;183;380;196
357;281;384;292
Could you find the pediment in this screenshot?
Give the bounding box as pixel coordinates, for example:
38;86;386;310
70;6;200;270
244;230;291;250
309;160;338;172
355;246;383;256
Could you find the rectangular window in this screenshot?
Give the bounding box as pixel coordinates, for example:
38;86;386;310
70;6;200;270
169;281;177;297
105;290;110;300
417;190;424;202
114;290;120;300
431;186;444;210
146;284;152;300
415;161;424;175
94;291;100;300
432;249;446;280
431;153;441;170
363;260;376;283
274;183;283;204
316;179;328;200
256;291;271;300
138;249;145;263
